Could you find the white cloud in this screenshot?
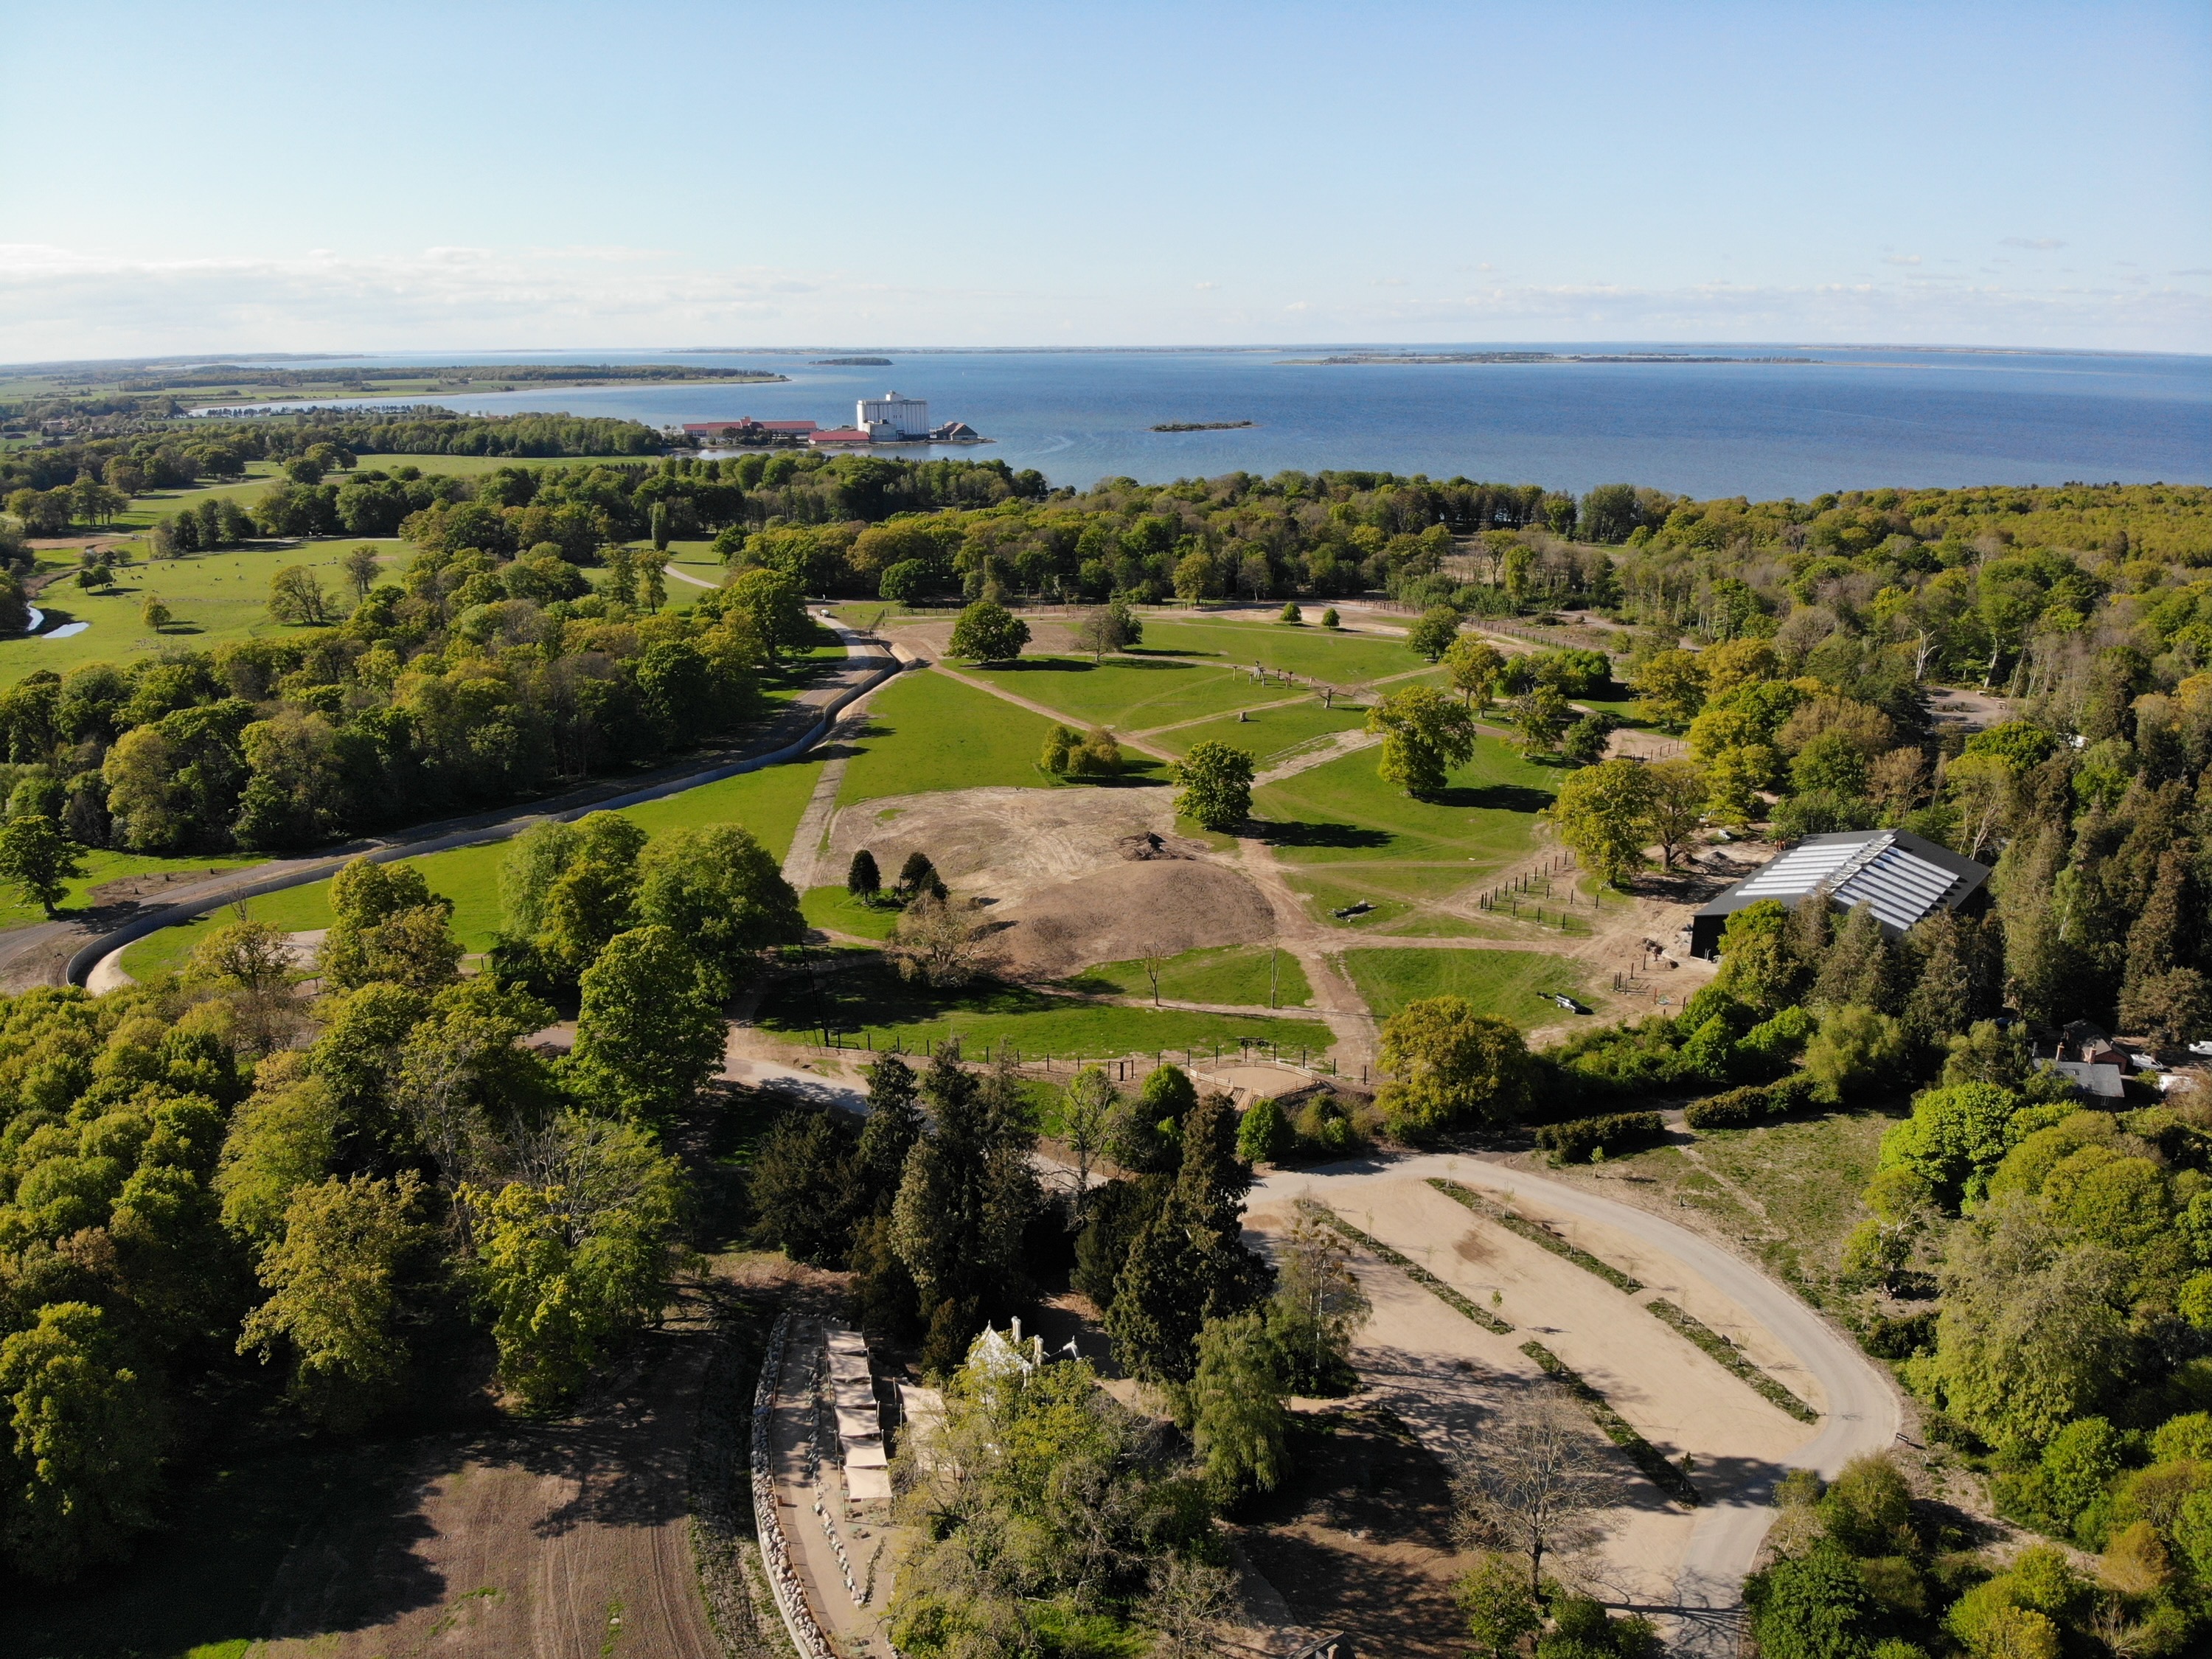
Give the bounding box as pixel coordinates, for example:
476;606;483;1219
0;240;2201;357
1882;254;1923;267
1371;276;1408;287
2003;237;2067;251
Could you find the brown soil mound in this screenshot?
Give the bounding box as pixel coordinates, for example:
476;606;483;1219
992;860;1275;978
825;785;1189;905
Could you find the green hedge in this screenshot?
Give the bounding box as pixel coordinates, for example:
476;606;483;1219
1427;1179;1644;1293
1519;1340;1701;1506
1534;1110;1666;1164
1683;1074;1815;1130
1646;1299;1819;1422
1313;1206;1515;1334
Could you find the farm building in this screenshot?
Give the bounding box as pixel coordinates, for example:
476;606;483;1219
1688;828;1992;959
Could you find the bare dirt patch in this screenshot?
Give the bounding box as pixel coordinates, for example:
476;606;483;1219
995;860;1278;978
823;785;1276;977
1232;1405;1472;1659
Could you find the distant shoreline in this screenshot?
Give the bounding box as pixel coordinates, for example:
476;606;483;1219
1277;352;1817;366
1152;420;1256;431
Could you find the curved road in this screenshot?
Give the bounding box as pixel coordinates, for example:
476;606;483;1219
14;611;891;993
1254;1150;1899;1636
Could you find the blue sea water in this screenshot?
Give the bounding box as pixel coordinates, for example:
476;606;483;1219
209;344;2211;500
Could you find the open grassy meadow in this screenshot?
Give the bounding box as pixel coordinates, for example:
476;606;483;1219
0;848;262;934
757;956;1334;1065
801;885;902;941
1251;734;1559;922
1152;696;1371;761
835;667;1063;805
116;756;826;981
1340;945;1590;1025
1065;942;1313;1008
5;540;403;686
1135;616;1425;683
961;653;1282;734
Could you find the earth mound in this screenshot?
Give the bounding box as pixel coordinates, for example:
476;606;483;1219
992;860;1276;978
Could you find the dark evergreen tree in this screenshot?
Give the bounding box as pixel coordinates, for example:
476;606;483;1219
846;848;880;898
749;1109;858;1267
853;1054;922;1208
890;1044;1041;1325
1998;824;2072;1029
1901;912;1972;1048
1104;1093;1271;1383
1785;892;1832;989
896;850;939;897
1812;903;1896;1011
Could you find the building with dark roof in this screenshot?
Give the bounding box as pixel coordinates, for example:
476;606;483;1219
1688;829;1993;959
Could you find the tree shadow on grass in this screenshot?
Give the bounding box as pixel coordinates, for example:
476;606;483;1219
1247;817;1393;849
1426;782;1555;813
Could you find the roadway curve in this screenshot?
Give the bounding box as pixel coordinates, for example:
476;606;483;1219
1253;1150;1899;1636
7;613;893;993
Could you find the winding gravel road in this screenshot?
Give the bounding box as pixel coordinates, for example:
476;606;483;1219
1254;1150;1899;1641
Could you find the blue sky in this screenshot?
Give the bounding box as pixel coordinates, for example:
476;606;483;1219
2;1;2206;358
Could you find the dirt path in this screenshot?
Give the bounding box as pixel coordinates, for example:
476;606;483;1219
1252;728;1383;786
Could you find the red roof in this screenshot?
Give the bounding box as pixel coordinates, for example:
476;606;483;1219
807;428;874;444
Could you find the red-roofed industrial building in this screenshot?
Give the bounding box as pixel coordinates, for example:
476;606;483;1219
682;419;818;438
807;427;874;447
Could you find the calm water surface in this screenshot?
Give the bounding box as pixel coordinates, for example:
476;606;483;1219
208;345;2211;498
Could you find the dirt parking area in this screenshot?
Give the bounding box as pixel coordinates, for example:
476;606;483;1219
1248;1169;1822;1612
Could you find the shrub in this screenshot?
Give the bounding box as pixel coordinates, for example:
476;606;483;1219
1237;1096;1293;1164
1684;1072;1815;1130
1535;1110;1665;1165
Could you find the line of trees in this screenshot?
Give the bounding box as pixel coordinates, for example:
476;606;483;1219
0;821;803;1582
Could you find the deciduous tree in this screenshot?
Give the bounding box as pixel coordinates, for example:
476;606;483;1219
1172;740;1255;830
569;925;725;1127
1369;685;1477;796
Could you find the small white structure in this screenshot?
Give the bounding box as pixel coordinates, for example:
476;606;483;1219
857;390;930;440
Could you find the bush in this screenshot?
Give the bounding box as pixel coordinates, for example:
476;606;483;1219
1684;1073;1815;1130
1237;1096;1293;1164
1535;1110;1665;1164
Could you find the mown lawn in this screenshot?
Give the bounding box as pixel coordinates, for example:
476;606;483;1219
1066;943;1313;1009
1135;616;1423;683
835;667;1062;805
1251;734;1558;918
116;757;827;981
0;848;262;933
1341;946;1591;1026
757;958;1335;1065
801;885;902;941
960;654;1273;733
1152;696;1371;760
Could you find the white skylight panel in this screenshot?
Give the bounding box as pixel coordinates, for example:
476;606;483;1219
1735;841;1863;897
1830;848;1958;931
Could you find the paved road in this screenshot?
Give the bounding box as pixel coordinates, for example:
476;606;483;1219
1253;1150;1899;1636
32;614;891;993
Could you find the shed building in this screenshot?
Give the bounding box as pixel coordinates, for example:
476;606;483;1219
1688;829;1992;959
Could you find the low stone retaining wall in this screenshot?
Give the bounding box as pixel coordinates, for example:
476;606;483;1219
751;1312;839;1659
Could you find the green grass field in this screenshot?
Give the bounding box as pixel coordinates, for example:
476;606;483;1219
758;957;1334;1065
801;886;902;941
5;540;405;686
0;848;262;933
1557;1108;1896;1307
1065;943;1313;1009
1135;616;1424;683
961;654;1278;734
1152;697;1371;760
835;667;1064;805
1340;946;1590;1026
1251;734;1557;922
116;757;826;981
